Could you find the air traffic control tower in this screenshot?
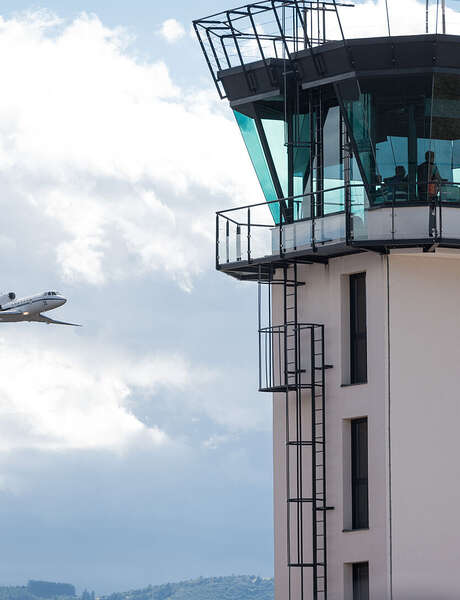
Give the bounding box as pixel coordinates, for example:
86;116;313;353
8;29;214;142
194;2;460;599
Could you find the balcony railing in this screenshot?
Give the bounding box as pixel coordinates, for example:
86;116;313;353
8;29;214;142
193;0;351;99
216;182;460;268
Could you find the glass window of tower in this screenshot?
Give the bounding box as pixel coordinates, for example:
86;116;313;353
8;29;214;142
344;73;460;204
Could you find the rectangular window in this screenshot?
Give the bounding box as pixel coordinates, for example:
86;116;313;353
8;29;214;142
352;562;369;600
351;418;369;530
350;272;367;384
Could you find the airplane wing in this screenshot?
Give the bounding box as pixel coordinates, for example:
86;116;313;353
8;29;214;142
0;309;24;321
32;314;82;327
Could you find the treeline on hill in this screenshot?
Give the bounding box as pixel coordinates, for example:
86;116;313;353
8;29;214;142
101;576;274;600
0;581;94;600
0;576;274;600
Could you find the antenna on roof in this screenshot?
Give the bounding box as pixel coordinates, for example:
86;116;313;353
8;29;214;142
442;0;446;34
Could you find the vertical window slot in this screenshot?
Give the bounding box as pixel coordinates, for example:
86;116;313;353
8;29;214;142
352;562;369;600
350;272;367;384
351;417;369;530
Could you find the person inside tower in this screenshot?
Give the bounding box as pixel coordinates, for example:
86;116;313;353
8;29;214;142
383;165;408;202
417;150;442;201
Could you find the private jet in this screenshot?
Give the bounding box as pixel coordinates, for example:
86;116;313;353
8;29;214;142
0;291;81;326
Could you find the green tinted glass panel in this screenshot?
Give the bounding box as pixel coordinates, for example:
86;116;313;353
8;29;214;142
344;76;460;205
323;106;344;213
430;75;460;198
234;109;280;222
261;118;288;197
293;114;312;219
345;93;375;192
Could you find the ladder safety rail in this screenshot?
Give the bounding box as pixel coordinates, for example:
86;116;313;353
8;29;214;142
258;264;331;600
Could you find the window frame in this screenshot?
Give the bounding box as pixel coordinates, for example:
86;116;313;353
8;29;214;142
352;561;369;600
349;272;368;385
351;417;369;530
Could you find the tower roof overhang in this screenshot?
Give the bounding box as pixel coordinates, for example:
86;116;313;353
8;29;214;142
218;34;460;107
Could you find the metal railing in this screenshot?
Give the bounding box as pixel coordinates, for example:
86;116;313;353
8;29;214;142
216;181;460;267
216;183;364;265
193;0;352;98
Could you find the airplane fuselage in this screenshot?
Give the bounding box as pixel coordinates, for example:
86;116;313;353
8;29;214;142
0;292;66;319
0;290;79;326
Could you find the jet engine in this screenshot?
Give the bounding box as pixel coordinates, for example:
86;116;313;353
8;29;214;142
0;292;15;307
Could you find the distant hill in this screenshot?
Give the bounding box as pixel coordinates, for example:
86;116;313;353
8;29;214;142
28;582;75;598
101;576;274;600
0;581;78;600
0;576;274;600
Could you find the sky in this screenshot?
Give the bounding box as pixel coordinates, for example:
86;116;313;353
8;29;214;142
0;0;459;595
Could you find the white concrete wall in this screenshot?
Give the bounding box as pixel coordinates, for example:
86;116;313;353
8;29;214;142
273;248;460;599
273;252;390;600
389;251;460;599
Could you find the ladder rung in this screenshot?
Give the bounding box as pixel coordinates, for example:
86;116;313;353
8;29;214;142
287;441;315;446
288;498;313;503
288;562;325;568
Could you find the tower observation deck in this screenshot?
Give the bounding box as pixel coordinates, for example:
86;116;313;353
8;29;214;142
195;2;460;599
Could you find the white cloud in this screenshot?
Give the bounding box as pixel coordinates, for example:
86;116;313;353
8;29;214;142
0;12;260;290
0;331;210;454
335;0;460;38
0;324;269;458
159;18;186;43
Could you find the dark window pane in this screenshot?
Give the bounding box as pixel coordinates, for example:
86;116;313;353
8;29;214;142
352;562;369;600
350;272;367;384
352;418;369;530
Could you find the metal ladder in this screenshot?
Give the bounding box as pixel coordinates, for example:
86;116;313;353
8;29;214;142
311;322;327;599
281;263;328;600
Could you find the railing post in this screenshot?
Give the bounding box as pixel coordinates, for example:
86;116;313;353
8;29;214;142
216;214;220;268
236;224;241;261
343;138;352;245
429;188;437;240
391;184;395;242
345;185;351;245
247;207;251;263
258;266;262;391
438;185;443;241
311;192;316;252
279;203;283;257
225;219;229;263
